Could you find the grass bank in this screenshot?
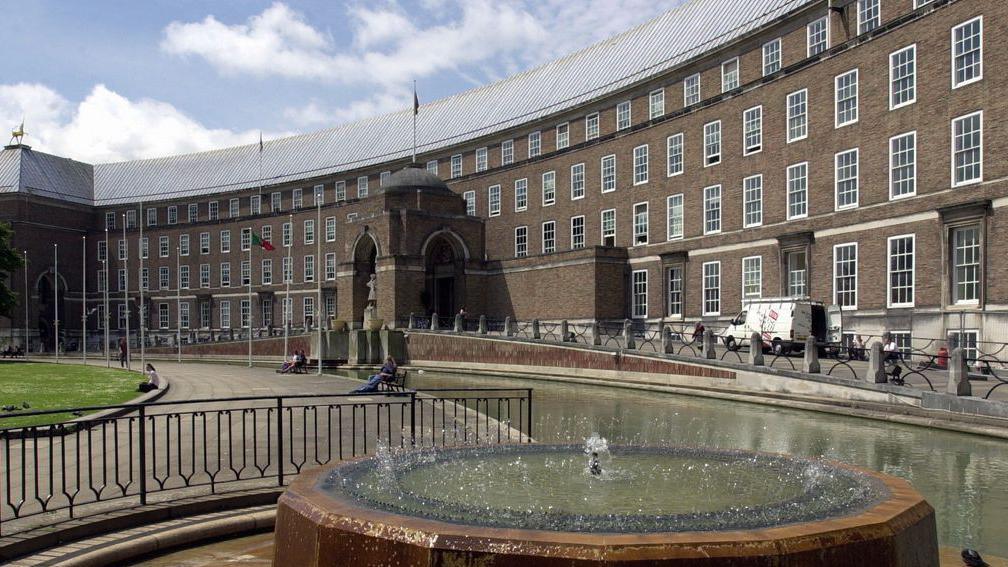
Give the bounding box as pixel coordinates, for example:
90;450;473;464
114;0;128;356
0;363;141;428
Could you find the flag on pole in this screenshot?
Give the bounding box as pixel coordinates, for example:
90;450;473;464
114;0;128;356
413;83;419;116
259;131;264;153
252;233;275;251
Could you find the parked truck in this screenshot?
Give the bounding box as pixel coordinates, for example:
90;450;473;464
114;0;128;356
720;298;843;354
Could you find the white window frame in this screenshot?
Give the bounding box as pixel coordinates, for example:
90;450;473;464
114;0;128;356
514;178;528;212
514;226;528;258
743;174;762;228
463;190;476;216
743;105;762;155
357;176;368;198
762;38;781;76
666;133;683;177
787;162;809;220
742;256;762;300
325;253;337;281
952;225;981;305
703;120;721;167
585;113;599;141
649;89;665;119
703;185;721;235
889;131;917;200
835;69;859;128
702;261;721;316
601;154;616;193
488;185;501;217
542;171;556;206
570;163;585;200
426;160;439;175
501;139;514;165
450;154;463;179
632;202;649;246
616;101;632;130
857;0;880;35
631;269;648;319
528;131;541;158
570;215;585;250
786;89;808;143
633;144;649;185
807;16;829;57
666;194;683;241
889;44;917;110
834;148;859;211
887;234;915;308
684;73;700;106
475;147;488;172
833;243;858;310
721;58;739;92
601;209;616;246
666;265;683;318
541;221;556;254
555;123;569;150
951;111;983;187
952;17;983;89
334;180;346;201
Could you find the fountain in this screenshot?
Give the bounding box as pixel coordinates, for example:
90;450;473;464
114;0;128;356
274;437;938;566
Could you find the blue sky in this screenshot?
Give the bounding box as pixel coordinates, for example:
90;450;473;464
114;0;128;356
0;0;677;163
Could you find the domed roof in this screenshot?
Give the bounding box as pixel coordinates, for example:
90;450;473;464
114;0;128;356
378;164;453;196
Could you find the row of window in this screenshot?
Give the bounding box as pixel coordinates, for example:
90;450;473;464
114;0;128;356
111;295;336;331
627;225;980;319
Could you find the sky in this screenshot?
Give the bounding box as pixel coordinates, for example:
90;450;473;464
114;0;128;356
0;0;680;165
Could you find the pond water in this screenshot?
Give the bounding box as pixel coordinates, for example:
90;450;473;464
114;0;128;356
401;370;1008;557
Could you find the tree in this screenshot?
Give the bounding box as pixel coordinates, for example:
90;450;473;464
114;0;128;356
0;222;24;318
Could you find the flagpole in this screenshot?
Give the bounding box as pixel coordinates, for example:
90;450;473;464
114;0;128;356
176;245;181;363
82;235;87;365
412;80;418;164
54;243;59;363
283;213;291;360
316;191;322;375
122;214;130;370
104;229;110;367
139;202;146;373
24;250;29;360
248;240;253;368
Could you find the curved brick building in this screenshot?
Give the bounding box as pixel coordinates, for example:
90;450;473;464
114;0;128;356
0;0;1000;353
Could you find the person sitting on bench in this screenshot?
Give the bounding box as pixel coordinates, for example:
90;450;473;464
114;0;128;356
350;357;397;393
279;351;298;374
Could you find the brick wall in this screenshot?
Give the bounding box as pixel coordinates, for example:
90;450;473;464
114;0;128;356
406;332;734;379
146;335;311;357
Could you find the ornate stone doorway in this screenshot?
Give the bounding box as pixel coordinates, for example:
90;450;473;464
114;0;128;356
424;234;464;316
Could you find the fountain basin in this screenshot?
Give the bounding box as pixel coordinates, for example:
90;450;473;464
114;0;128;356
273;445;938;566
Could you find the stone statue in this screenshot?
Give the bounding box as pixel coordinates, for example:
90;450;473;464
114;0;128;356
366;274;377;306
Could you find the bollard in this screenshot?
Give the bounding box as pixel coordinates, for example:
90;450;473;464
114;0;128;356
532;319;541;340
408;313;416;330
623;319;636;350
803;336;820;374
590;321;601;346
504;316;514;337
663;326;675;354
946;347;972;396
478;315;487;334
749;332;764;366
866;342;886;383
704;329;716;360
454;313;464;333
946;332;959;350
561;320;570;342
431;312;439;331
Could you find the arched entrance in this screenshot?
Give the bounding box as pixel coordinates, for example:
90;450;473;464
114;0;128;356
423;233;466;316
36;273;66;352
351;232;378;322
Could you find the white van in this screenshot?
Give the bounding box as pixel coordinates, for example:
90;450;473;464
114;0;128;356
720;298;843;354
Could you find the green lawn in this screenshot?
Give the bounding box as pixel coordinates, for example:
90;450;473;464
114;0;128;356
0;363;142;429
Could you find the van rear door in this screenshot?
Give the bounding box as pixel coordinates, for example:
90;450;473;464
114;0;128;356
826;305;843;343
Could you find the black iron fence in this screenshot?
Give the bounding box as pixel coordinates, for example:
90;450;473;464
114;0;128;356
0;388;532;536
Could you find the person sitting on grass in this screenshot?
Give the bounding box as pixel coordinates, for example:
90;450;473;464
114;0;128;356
350;357;397;394
138;364;161;392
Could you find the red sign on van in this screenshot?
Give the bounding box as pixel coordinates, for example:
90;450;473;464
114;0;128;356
769;309;779;321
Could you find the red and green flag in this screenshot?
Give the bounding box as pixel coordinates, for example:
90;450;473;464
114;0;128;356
252;233;275;251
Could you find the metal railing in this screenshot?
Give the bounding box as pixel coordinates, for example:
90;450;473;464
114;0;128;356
0;388;532;536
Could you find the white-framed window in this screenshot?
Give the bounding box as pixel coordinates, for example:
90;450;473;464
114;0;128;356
270;192;282;212
528;131;541;158
834;149;859;210
542;171;556;206
762;39;781;76
555;123;569;150
743;174;762;228
238;299;250;328
250;195;261;215
302;297;314;327
179;302;190;329
240;228;252;252
463;191;476;216
601;209;616;247
787;162;808;219
703;185;721;234
808;17;828;56
570;163;585;200
280;297;292;326
835;69;859;127
514;226;528;258
240;260;251;286
890;132;917;199
313;184;324;205
117;268;127;292
158;266;169;290
187;203;198;222
631;269;648;319
147;207;158;226
158;303;169;329
649;89;665;119
616;101;631;130
167;206;178;225
260;300;272;327
282;222;292;247
158;236;169;258
787;89;808;143
261;225;272;246
786;250;807;297
890;45;916;109
220;262;231;287
951;329;980;364
228;199;239;218
665;266;683;318
633;144;649;185
303;219;315;244
451;154;463;178
261;259;273;285
666;194;683;241
200;232;210;255
281;256;292;283
98;240;107;261
743;106;762;155
833;243;858;309
857;0;879;35
684;73;700;106
542;221;556;254
118;239;128;260
324;253;336;280
207;201;219;220
501;140;514;165
357;176;368;198
633;202;649;245
220;230;230;253
742;256;762;300
476;147;488;172
303;255;315;283
571;216;585;249
514;178;528;212
125;209;137;228
142;268;150;291
702;261;721;315
888;234;915;307
426;160;438;175
325;217;336;241
666;133;683;177
585;113;599;141
721;58;739;92
488;185;502;217
178;265;190;289
334;180;346;201
140;236;149;259
704;120;721;166
952;17;983;88
179;234;190;256
292;188;303;209
220;300;231;329
952;111;982;186
952;225;980;304
601;154;616;193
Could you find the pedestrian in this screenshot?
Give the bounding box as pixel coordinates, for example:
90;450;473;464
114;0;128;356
138;363;161;392
851;335;865;360
118;336;128;368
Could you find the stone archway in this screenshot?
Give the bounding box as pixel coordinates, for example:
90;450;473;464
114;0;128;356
351;232;378;323
422;232;466;316
36;272;66;352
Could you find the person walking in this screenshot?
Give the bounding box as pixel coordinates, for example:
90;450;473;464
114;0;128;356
118;336;129;368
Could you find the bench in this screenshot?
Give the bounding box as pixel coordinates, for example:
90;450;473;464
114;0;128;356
379;370;409;392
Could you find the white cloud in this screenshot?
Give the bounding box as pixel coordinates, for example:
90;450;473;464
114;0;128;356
0;83;277;163
283;88;407;128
